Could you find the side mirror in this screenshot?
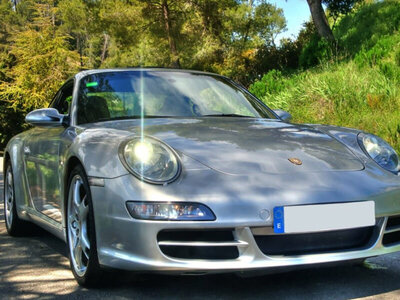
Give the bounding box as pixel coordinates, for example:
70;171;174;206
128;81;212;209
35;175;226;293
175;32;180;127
273;109;292;123
25;108;65;127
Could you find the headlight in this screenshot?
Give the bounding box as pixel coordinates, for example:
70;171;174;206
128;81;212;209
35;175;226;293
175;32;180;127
119;137;181;184
126;202;216;221
358;133;399;173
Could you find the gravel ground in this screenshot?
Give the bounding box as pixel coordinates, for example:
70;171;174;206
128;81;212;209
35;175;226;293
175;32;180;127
1;158;400;299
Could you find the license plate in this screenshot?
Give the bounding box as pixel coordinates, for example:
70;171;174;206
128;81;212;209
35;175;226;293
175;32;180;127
273;201;375;234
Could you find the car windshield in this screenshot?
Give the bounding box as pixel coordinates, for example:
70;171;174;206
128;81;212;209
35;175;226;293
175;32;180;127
76;70;276;124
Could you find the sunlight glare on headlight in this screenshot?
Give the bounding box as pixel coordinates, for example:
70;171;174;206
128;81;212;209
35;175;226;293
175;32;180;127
134;141;153;163
120;137;180;184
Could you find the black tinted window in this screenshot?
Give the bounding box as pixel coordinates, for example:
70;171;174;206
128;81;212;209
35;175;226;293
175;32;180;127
51;81;73;115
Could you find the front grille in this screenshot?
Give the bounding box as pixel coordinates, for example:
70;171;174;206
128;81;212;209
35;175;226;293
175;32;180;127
383;215;400;247
157;229;242;260
254;226;375;256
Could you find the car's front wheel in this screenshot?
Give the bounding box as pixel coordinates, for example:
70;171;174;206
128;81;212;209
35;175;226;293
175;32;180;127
66;165;105;286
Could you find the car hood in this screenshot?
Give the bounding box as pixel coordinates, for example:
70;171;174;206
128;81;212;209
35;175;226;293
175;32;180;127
85;118;364;175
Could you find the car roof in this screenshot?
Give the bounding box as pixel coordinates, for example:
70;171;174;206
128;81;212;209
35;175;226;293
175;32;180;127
74;68;223;81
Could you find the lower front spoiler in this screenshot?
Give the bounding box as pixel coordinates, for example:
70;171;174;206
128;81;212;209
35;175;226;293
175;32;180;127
97;217;400;274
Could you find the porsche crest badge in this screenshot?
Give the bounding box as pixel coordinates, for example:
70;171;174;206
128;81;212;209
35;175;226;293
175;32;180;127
288;158;303;165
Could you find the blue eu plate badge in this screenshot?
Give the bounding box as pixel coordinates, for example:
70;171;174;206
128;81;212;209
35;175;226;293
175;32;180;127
274;206;284;233
273;202;375;234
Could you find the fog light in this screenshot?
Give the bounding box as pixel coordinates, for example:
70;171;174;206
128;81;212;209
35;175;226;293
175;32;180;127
126;202;216;221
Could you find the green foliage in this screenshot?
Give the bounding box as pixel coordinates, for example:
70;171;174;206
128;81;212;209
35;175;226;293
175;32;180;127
0;103;27;149
323;0;361;20
354;35;399;67
335;0;400;56
2;0;399;156
210;0;286;83
396;48;400;67
0;0;292;148
249;70;287;98
253;0;400;153
254;61;400;153
299;35;332;68
0;1;81;148
290;20;333;70
0;2;81;110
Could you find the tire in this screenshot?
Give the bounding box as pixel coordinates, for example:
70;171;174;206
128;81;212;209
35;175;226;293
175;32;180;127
66;164;105;287
4;161;30;236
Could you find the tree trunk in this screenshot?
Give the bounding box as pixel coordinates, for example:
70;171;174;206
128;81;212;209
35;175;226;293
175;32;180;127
100;33;110;65
306;0;335;43
77;35;84;68
161;0;180;68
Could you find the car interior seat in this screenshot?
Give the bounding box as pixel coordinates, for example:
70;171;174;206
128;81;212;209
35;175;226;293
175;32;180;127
78;95;111;124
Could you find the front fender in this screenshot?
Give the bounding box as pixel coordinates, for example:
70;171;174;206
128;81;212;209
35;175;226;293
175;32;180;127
65;127;131;179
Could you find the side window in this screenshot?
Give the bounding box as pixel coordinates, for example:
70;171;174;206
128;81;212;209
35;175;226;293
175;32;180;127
51;81;74;115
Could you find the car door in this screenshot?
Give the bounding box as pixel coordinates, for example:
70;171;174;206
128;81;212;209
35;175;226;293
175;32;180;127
23;80;74;223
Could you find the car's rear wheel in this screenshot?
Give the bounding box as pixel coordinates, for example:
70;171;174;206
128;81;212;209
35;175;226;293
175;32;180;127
66;165;104;287
4;161;30;236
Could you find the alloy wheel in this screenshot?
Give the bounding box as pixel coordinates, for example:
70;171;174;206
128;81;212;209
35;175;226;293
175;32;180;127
4;167;14;227
67;175;91;277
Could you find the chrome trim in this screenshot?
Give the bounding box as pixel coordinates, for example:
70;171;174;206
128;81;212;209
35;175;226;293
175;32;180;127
158;240;248;247
384;225;400;234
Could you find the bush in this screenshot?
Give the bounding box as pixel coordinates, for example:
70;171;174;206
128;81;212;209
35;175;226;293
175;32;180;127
250;1;400;153
254;61;400;153
395;48;400;67
0;104;28;150
335;1;400;56
354;35;400;68
249;70;287;98
299;35;332;68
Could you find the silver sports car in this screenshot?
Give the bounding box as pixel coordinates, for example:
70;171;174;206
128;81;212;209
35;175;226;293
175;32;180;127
3;68;400;286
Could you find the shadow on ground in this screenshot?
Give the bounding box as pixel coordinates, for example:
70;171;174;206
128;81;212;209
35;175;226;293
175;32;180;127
1;172;400;299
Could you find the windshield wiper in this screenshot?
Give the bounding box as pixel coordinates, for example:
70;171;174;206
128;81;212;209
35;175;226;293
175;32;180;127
202;113;255;118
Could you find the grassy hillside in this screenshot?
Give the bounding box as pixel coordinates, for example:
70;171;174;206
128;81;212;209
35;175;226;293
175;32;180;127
250;1;400;153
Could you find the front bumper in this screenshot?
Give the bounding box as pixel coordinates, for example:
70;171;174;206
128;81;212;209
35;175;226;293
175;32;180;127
90;167;400;273
94;215;400;273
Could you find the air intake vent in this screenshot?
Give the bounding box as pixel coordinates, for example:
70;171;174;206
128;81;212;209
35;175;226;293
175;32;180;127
383;215;400;247
157;229;245;260
386;215;400;231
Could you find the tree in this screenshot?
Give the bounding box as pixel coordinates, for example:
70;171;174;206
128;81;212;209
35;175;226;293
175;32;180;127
0;0;25;150
97;0;144;66
0;1;80;110
58;0;89;67
306;0;360;43
306;0;335;43
0;0;292;147
219;0;286;83
140;0;185;68
324;0;361;27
